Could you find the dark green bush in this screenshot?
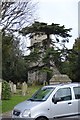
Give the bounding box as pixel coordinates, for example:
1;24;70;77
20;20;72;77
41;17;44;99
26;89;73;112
2;80;11;100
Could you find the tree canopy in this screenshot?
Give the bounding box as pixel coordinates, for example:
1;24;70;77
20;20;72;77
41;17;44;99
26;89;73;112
1;1;37;83
60;37;80;82
20;21;72;84
1;1;37;34
20;21;72;37
68;38;80;82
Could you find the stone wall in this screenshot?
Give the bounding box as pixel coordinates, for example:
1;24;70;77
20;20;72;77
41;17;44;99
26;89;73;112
28;69;47;84
31;33;47;45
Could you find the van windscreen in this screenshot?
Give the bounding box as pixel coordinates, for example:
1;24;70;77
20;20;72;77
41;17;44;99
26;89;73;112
28;87;55;101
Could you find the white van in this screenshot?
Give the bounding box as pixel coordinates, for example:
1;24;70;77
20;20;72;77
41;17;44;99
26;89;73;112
12;83;80;120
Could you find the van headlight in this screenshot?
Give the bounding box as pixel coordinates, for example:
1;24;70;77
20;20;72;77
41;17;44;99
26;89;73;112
22;109;31;118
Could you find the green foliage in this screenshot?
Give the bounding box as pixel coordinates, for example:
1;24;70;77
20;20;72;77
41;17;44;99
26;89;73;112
41;67;53;74
71;38;80;82
20;21;72;84
2;33;28;83
60;37;80;82
21;21;72;38
2;80;11;100
27;49;40;63
68;38;80;82
73;38;80;51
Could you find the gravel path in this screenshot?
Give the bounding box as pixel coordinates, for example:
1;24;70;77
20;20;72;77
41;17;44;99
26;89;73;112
1;111;12;118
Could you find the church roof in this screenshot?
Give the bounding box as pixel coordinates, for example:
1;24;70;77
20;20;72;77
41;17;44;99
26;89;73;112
50;74;72;84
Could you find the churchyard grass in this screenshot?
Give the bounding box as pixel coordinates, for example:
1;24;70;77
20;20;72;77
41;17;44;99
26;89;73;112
2;85;42;113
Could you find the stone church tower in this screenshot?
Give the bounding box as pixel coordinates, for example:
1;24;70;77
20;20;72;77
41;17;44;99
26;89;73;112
28;33;48;84
28;32;60;84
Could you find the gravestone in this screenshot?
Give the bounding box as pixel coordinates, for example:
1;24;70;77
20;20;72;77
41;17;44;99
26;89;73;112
22;82;27;96
17;82;21;89
9;81;16;93
9;81;13;92
13;84;16;93
17;82;20;87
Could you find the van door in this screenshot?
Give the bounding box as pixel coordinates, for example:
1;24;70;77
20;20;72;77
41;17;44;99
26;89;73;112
73;86;80;118
51;87;74;119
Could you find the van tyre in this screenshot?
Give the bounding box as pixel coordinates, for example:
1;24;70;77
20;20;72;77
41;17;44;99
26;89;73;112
36;117;48;120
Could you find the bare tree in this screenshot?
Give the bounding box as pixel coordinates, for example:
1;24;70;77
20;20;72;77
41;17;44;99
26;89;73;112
0;0;37;34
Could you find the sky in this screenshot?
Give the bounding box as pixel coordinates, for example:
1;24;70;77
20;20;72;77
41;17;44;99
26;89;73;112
35;0;80;49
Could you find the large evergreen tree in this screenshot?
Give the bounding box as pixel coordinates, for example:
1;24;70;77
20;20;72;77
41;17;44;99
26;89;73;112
20;21;72;84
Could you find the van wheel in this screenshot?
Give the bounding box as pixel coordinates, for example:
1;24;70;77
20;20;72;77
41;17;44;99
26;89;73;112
36;117;48;120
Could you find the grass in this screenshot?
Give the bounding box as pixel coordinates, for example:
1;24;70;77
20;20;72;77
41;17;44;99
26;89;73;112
2;85;42;113
0;100;2;114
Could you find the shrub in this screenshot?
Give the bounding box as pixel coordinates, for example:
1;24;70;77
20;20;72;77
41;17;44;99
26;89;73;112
2;80;11;100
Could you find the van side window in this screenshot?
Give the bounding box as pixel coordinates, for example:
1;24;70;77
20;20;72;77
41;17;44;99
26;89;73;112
54;88;72;102
73;87;80;99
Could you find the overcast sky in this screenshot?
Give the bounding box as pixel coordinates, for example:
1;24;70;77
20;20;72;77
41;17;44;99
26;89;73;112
35;0;79;49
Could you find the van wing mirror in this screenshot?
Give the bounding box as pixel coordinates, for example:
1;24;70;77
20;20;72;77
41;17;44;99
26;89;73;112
52;97;62;104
